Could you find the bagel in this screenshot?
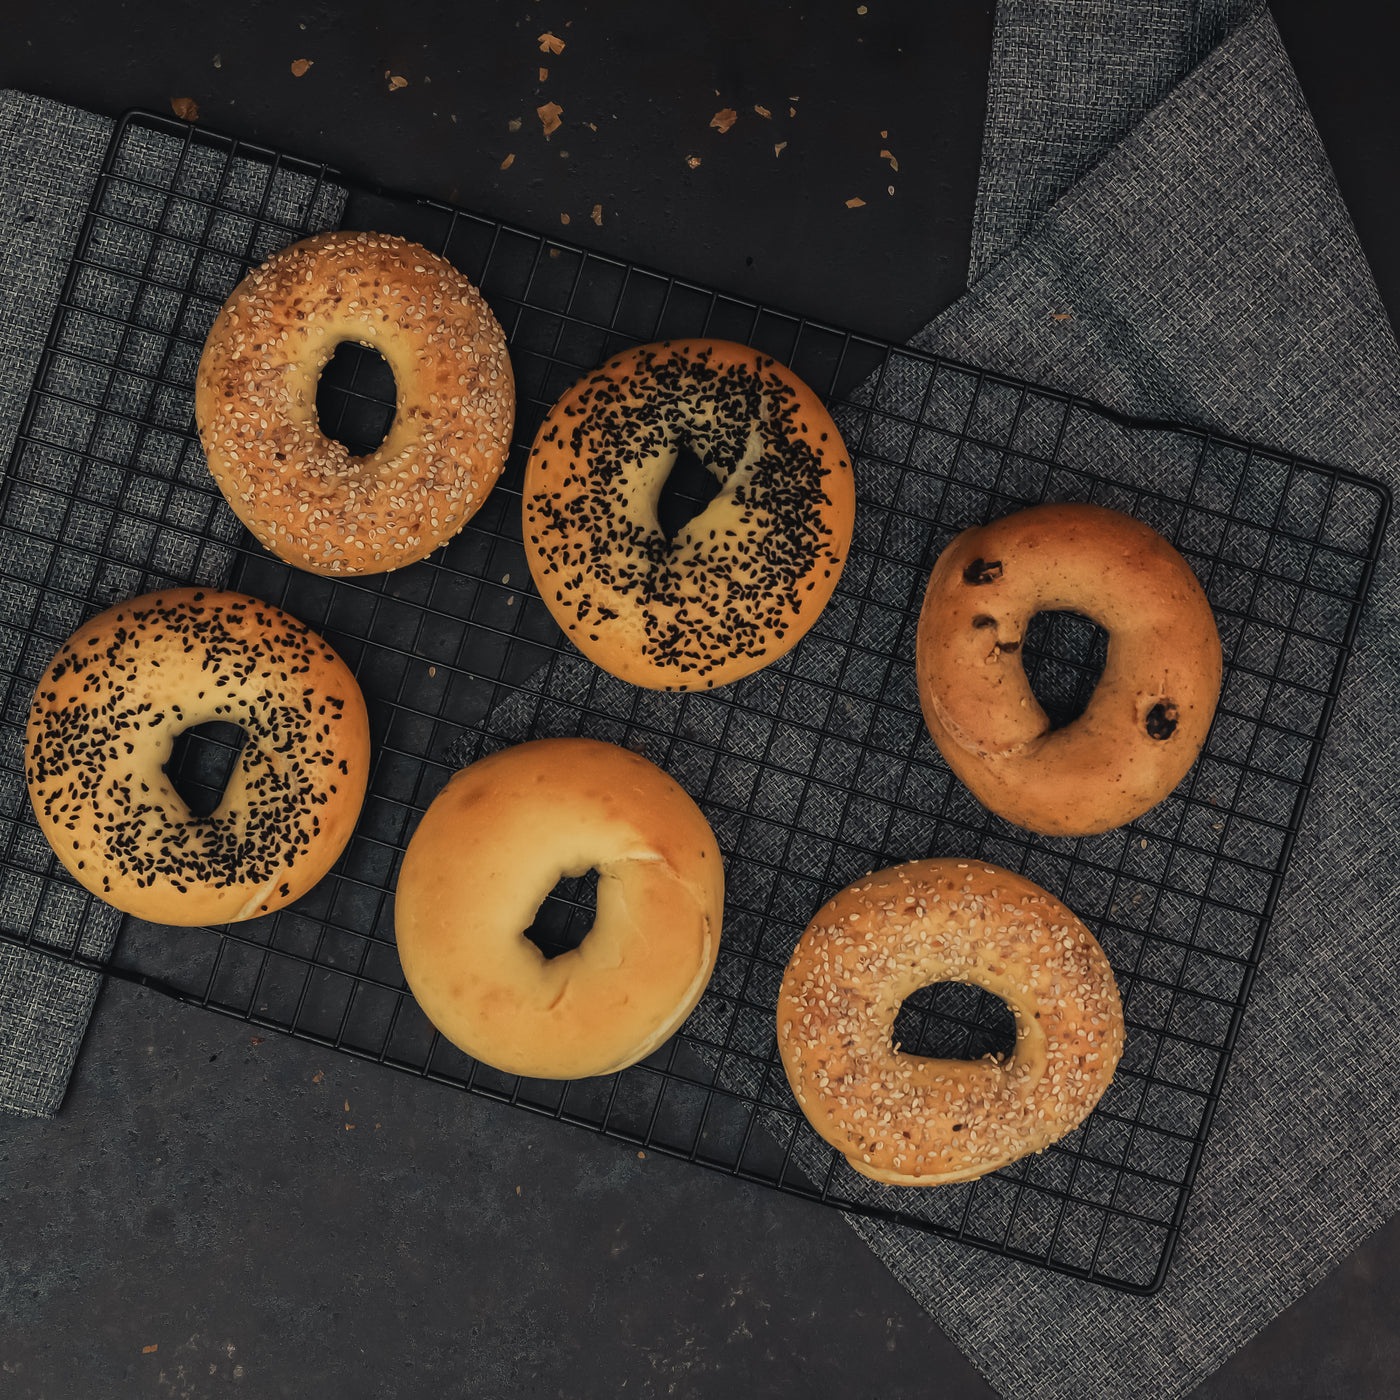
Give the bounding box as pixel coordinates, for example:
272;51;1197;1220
25;588;370;925
394;738;724;1079
777;859;1124;1185
195;230;515;576
522;339;855;689
916;502;1221;835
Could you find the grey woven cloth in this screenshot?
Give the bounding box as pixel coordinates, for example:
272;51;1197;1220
839;6;1400;1399
0;91;344;1117
0;94;115;1116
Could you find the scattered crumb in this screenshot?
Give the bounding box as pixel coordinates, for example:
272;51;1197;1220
142;1345;158;1355
450;114;457;123
249;1036;264;1045
500;153;515;170
428;666;436;676
857;3;868;12
753;104;771;119
1140;838;1148;849
312;1070;324;1083
538;101;563;136
560;212;570;225
516;1185;522;1194
539;31;565;54
290;59;313;78
170;97;199;122
637;1151;646;1159
345;1124;355;1131
588;121;597;130
508;116;522;132
888;185;895;195
789;106;796;117
1052;311;1072;320
212;54;222;69
880;148;899;172
591;203;603;226
774;141;787;157
845;196;866;208
388;74;408;91
686;154;701;168
549;248;561;259
539;67;549;81
710;107;738;133
344;1100;350;1111
881;128;888;137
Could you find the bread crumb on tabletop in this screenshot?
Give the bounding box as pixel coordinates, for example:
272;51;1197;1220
845;197;866;208
290;59;313;78
538;101;563;137
710;107;738;133
170;97;199;122
539;31;566;54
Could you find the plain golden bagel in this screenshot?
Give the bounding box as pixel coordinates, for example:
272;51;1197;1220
777;859;1124;1185
523;339;856;690
25;588;370;925
195;230;515;576
394;737;725;1080
916;502;1222;836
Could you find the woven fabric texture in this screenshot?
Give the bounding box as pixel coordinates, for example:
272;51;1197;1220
840;7;1400;1399
0;92;345;1116
968;0;1258;284
0;93;115;1117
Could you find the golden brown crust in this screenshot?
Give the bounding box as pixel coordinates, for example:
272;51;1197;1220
394;737;725;1079
916;503;1222;836
777;859;1124;1185
522;339;855;690
195;231;515;576
25;588;370;925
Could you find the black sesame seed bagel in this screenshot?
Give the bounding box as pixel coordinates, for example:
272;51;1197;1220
25;588;370;926
916;503;1222;836
777;859;1124;1185
523;339;856;689
195;231;515;576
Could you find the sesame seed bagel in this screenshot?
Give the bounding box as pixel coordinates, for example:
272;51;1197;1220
778;859;1124;1186
916;503;1222;836
195;231;515;576
523;339;855;689
25;588;370;926
394;738;724;1080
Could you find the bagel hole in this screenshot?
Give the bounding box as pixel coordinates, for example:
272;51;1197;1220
1021;610;1109;729
316;340;397;457
657;437;724;545
164;721;248;819
524;869;599;959
892;982;1017;1062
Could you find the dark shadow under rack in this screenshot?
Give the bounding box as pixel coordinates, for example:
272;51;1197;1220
0;109;1388;1295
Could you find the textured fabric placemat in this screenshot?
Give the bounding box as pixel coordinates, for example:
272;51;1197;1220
0;92;346;1117
0;93;116;1117
840;6;1400;1398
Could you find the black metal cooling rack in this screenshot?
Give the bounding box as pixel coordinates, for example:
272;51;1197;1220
0;109;1389;1295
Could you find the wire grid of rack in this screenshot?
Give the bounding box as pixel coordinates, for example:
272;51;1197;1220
0;110;1388;1294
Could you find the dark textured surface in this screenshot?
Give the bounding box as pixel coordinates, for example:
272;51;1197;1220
1;2;1398;1396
